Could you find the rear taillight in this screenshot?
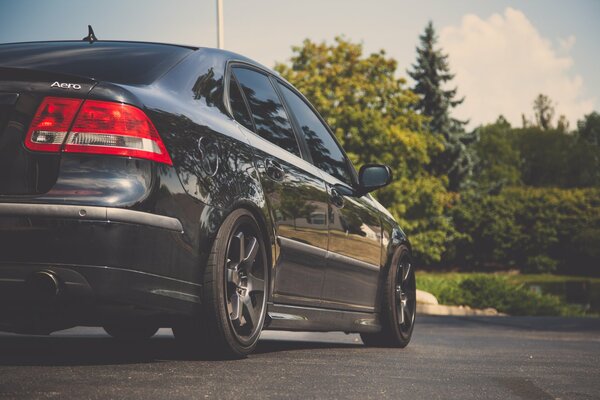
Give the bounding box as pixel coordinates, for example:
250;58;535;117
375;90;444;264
25;97;83;152
25;97;172;165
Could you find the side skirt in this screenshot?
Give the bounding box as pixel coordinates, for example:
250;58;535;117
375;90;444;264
264;303;381;333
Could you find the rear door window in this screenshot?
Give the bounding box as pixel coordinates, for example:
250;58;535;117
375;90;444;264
278;83;354;185
232;67;300;157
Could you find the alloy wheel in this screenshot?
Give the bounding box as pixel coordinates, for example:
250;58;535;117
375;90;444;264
224;226;267;345
396;258;416;336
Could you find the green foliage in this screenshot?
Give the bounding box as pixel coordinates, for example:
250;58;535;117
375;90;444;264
417;273;587;316
273;35;600;276
407;21;477;191
275;37;456;264
577;111;600;146
516;127;600;188
473;118;600;189
449;187;600;275
472;117;522;189
532;94;555;130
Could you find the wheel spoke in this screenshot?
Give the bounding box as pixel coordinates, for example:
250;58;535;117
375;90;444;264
227;264;241;286
242;236;258;268
242;294;259;328
403;263;411;282
399;298;405;325
247;272;264;294
229;292;242;321
234;232;245;263
403;304;413;327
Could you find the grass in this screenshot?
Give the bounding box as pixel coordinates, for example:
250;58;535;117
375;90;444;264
416;272;596;317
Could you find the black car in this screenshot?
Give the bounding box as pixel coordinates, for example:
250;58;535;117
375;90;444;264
0;40;415;357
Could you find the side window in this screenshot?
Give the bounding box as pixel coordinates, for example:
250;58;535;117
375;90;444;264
232;67;300;157
278;83;354;185
228;74;254;132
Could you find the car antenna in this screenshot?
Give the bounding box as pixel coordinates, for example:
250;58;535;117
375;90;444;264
82;25;98;43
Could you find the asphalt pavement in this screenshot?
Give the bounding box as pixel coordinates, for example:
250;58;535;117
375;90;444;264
0;316;599;399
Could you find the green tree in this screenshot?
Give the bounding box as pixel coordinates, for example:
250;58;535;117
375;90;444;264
533;94;555;130
275;37;456;264
408;21;477;191
473;116;522;191
449;187;600;275
517;127;600;188
577;111;600;146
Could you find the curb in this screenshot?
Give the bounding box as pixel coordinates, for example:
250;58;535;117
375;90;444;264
416;289;505;316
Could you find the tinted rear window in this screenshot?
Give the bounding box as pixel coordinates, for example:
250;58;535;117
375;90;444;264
0;41;193;85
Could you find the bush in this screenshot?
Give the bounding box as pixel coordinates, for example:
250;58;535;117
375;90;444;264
447;187;600;276
417;273;587;316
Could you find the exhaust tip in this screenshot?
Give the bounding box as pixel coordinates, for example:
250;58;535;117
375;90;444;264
26;271;62;302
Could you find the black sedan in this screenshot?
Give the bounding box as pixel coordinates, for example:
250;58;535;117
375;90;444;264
0;40;415;357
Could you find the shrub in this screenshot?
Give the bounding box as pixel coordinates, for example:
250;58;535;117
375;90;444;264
448;187;600;276
417;273;587;316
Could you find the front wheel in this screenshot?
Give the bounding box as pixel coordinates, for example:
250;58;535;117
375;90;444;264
361;248;416;347
173;209;268;358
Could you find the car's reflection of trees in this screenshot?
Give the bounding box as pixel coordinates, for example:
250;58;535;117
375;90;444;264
243;87;367;239
238;85;299;156
151;69;261;235
192;67;225;110
300;125;350;185
293;123;367;237
278;183;319;230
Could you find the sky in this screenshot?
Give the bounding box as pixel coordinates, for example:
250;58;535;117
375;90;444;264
1;0;598;128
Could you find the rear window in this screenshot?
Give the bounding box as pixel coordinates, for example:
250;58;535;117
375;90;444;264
0;41;193;85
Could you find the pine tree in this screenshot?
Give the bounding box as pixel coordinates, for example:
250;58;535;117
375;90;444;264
408;21;477;191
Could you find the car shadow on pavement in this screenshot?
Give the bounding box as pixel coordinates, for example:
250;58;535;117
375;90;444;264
0;335;364;366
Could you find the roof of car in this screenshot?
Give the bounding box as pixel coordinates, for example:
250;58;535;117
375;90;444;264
0;39;200;51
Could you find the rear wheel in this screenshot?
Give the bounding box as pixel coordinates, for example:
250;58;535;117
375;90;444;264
173;209;268;358
361;248;415;347
103;325;159;341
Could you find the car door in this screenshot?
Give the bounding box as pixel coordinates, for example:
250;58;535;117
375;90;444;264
229;65;329;307
276;82;382;312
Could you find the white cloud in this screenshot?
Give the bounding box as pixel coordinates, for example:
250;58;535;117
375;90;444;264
440;7;595;128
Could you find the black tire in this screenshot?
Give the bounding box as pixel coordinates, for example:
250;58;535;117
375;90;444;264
361;247;416;347
103;325;159;341
173;209;268;358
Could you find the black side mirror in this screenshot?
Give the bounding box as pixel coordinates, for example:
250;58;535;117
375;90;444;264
358;164;392;195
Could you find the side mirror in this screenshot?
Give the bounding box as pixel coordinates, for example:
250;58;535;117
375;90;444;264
358;164;392;195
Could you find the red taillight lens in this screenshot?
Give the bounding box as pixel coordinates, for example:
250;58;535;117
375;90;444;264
64;100;172;165
25;97;172;165
25;97;83;152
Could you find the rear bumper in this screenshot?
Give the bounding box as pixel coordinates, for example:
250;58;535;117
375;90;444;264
0;202;183;232
0;203;201;332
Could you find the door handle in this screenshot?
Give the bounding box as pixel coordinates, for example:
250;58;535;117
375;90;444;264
265;158;285;181
330;187;345;208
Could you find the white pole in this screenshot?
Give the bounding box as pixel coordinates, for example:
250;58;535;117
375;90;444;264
216;0;224;49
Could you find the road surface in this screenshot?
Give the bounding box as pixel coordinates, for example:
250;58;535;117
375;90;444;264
0;316;599;399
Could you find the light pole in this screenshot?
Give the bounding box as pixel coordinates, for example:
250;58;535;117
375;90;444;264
216;0;224;49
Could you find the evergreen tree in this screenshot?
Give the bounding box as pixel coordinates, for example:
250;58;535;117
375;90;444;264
408;21;477;191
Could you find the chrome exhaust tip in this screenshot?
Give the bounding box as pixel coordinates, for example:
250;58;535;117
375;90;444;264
26;270;62;301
